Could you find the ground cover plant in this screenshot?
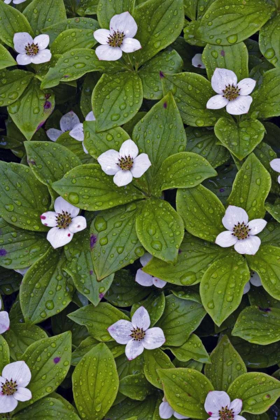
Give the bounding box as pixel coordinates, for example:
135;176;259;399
1;0;280;418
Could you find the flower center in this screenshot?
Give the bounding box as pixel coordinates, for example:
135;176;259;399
232;222;251;240
107;30;125;48
117;155;134;171
1;379;18;396
222;84;240;101
219;406;234;420
56;211;72;229
130;327;145;341
25;43;39;57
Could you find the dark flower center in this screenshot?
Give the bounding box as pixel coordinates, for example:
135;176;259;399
25;43;39;57
232;222;251;240
222;84;240;101
107;30;125;48
118;155;134;171
219;406;234;420
130;327;145;341
1;379;18;396
56;211;72;229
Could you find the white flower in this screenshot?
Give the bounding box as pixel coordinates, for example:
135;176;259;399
97;139;151;187
14;267;29;276
215;205;266;255
243;271;262;294
159;399;189;419
0;361;32;413
40;196;87;249
4;0;26;4
47;111;80;142
108;306;165;360
0;299;10;335
94;11;141;61
270;159;280;184
13;32;51;65
206;68;256;115
136;253;166;289
192;53;205;69
205;391;246;420
69;111;95;154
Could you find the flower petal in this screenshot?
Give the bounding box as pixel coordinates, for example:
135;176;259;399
215;231;238;248
204;391;231;416
40;211;57;227
70;123;84;141
125;339;144;360
243;281;251;294
86;111;95;121
248;219;267;235
140;253;153;267
47;227;73;249
222;205;249;230
108;320;133;344
113;170;133;187
131;154;151;178
120;139;139;159
110;12;138;38
131;306;150;330
153;278;166;289
0;311;10;334
3;361;31;387
237;78;256;95
230;398;242;415
14;0;27;3
93;29;111;45
60;111;80;132
135;269;154;287
121;37;141;53
54;196;79;218
234;236;261;255
236;416;247;420
270;158;280;173
13;32;33;53
4;0;12;3
46;128;63;142
206;95;228;110
250;271;262;287
34;34;50;50
31;49;52;64
142;327;165;349
97;149;120;175
82;142;89;154
95;44;122;61
68;216;87;234
16;53;32;66
14;387;32;402
192;53;205;69
159;401;174;419
174;411;189;419
211;68;238;94
226;95;253;115
0;394;18;414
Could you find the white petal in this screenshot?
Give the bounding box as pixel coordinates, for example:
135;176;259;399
47;227;73;249
86;111;95;121
243;281;251;295
278;175;280;184
0;312;10;334
95;44;122;61
108;320;133;344
13;32;33;54
121;37;141;53
0;300;1;310
131;153;151;178
60;111;80;132
113;170;133;187
82;142;89;154
211;68;238;94
125;339;144;360
237;78;256;96
206;95;228;110
192;53;205;69
204;391;231;416
215;231;238;248
120;139;139;159
226;95;253;115
131;306;150;330
34;34;50;50
93;29;110;45
46;128;63;142
97;149;120;175
174;412;189;419
14;387;32;402
248;219;267;235
153;278;166;288
110;12;138;38
222;205;249;230
15;268;29;276
250;271;262;287
70;123;84;141
135;269;154;287
16;53;32;66
270;158;280;173
142;327;165;349
159;402;173;419
13;0;27;3
3;361;31;387
234;236;261;255
140;253;152;267
68;216;87;234
0;394;18;413
31;49;52;64
230;399;242;415
40;211;57;228
236;416;247;420
4;0;12;4
54;196;79;218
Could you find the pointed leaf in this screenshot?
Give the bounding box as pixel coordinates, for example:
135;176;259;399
169;334;210;364
0;2;33;47
23;0;66;34
144;348;174;390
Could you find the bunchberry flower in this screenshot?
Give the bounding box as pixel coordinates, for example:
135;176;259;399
14;268;29;276
69;111;95;154
207;68;256;115
47;111;81;142
243;271;262;294
269;159;280;184
5;0;26;3
97;139;151;187
94;12;141;61
215;205;266;255
13;32;51;65
205;391;246;420
40;196;87;249
136;253;166;288
108;306;165;360
0;299;10;335
192;53;205;69
159;398;189;419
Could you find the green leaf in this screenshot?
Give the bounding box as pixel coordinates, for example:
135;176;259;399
0;44;16;69
119;373;153;401
200;252;250;326
97;0;135;27
43;16;99;43
106;395;158;420
259;13;280;68
232;306;280;345
157;295;206;346
56;132;93;164
131;290;165;327
52;164;143;211
169;334;210;364
72;336;99;366
0;266;21;295
228;372;280;414
4;323;47;360
204;335;246;391
51;28;96;54
214;117;265;160
0;70;33;107
250;68;280;119
197;0;275;46
265;201;280;223
136;198;184;263
0;161;50;232
184;20;206;47
0;335;9;371
0;2;33;47
23;0;67;34
158;368;213;419
92;72;143;131
73;343;119;420
202;42;249;80
20;248;74;324
231;336;280;369
228;153;271;219
176;184;224;242
144;348;174;390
